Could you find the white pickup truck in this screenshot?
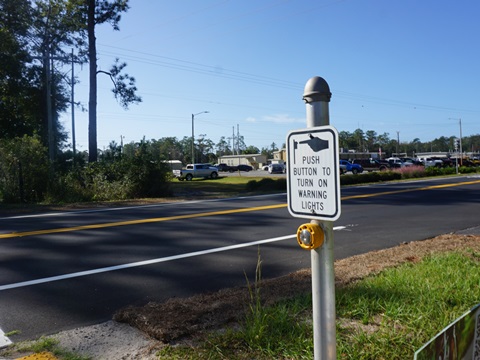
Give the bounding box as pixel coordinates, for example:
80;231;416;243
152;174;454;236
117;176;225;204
173;164;219;181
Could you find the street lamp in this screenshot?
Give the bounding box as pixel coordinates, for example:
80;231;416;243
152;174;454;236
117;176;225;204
192;111;209;163
449;118;463;165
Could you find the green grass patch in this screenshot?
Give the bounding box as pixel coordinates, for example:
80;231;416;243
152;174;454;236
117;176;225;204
170;176;285;198
159;251;480;359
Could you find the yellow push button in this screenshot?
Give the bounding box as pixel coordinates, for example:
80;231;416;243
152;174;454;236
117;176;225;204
16;351;58;360
297;223;324;250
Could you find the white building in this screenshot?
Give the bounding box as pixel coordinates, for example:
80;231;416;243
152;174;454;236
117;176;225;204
217;154;267;170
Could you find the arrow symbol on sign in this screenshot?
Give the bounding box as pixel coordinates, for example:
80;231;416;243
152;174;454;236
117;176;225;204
299;134;329;152
293;140;298;164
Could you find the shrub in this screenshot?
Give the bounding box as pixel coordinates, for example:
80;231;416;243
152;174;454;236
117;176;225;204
425;166;456;177
246;178;286;192
392;165;426;179
45;170;93;203
45;150;173;203
459;166;479;174
0;135;49;203
340;171;401;185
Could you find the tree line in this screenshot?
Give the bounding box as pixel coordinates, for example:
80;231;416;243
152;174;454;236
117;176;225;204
1;0;479;204
0;0;282;204
339;129;480;157
1;0;140;164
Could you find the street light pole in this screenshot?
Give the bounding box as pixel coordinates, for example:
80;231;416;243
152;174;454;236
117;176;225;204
449;118;463;165
191;111;209;163
459;118;463;165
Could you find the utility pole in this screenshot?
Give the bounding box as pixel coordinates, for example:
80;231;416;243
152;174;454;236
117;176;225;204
71;49;76;164
237;124;240;164
396;131;400;156
459;118;463;166
35;51;76;167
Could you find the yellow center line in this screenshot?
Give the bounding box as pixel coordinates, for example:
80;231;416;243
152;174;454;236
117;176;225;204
2;179;479;239
342;179;480;200
0;204;285;239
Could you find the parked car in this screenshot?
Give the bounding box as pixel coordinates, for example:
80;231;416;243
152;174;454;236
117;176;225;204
339;160;363;174
352;159;390;172
400;157;422;166
173;163;219;181
236;164;253;172
215;163;236;172
421;158;444;168
386;157;412;168
268;163;285;174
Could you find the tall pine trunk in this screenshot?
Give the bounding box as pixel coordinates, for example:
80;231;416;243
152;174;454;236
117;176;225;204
87;0;97;162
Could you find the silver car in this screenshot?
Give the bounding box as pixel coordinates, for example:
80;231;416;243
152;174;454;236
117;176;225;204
268;164;285;174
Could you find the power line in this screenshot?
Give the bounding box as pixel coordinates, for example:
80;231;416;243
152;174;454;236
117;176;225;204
98;45;302;90
97;44;480;115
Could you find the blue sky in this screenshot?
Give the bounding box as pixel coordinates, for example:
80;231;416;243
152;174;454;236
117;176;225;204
62;0;480;153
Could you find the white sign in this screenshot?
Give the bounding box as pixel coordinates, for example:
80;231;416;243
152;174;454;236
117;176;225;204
286;125;341;221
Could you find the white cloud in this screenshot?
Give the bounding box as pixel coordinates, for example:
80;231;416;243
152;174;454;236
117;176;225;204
262;114;304;124
245;117;257;123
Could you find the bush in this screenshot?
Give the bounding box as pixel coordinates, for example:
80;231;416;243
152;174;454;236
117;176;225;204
0;135;49;203
39;144;173;203
459;165;479;174
79;158;172;201
425;166;456;177
340;171;401;185
246;178;287;191
45;170;93;203
393;165;426;179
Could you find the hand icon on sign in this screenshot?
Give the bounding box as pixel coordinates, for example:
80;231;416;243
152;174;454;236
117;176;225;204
299;134;329;152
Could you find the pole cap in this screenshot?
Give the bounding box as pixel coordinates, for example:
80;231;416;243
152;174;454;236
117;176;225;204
303;76;331;103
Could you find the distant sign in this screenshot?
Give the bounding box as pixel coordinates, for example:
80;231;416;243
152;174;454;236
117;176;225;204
286;125;341;221
414;303;480;359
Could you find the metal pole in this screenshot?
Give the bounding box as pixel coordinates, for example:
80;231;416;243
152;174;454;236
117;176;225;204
191;111;209;164
449;118;463;166
191;113;195;163
303;76;336;360
456;152;459;174
459;118;463;166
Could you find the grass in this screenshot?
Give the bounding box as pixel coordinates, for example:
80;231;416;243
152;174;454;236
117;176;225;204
0;175;283;214
2;337;90;360
169;175;284;198
157;251;480;359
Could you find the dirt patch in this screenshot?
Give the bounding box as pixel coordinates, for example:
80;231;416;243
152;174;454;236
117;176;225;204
114;233;480;344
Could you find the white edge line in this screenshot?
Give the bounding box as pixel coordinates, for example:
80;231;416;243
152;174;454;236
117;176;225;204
0;226;342;343
0;234;296;292
0;328;12;348
2;226;344;292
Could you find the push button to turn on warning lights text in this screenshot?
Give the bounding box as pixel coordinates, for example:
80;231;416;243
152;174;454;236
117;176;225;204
286;125;341;221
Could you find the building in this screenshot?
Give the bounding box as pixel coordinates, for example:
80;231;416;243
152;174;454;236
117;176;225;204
217;154;267;170
273;148;287;164
163;160;183;170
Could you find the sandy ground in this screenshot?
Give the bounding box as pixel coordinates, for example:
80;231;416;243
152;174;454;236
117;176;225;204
2;232;480;359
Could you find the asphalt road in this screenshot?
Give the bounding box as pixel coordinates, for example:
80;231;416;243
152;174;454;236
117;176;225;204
1;175;480;342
